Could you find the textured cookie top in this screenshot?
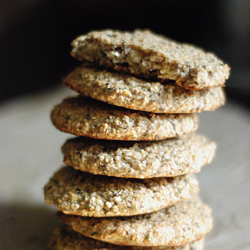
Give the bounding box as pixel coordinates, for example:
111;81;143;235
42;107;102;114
71;30;230;90
63;63;226;113
59;196;212;246
51;96;198;141
62;133;216;178
48;225;204;250
44;166;198;217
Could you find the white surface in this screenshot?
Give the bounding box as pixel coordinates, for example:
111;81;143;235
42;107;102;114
0;86;250;249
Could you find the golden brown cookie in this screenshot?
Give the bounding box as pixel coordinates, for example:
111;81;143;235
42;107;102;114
62;133;216;178
63;63;226;113
50;96;198;141
48;225;204;250
44;166;198;217
71;30;230;90
59;196;212;247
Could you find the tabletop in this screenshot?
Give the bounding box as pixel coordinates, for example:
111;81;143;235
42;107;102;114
0;86;250;250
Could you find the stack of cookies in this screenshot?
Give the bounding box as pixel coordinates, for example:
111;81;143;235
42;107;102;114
44;30;230;249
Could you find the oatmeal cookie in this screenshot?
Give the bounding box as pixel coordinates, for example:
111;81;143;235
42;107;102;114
71;30;230;90
62;134;216;178
58;196;212;246
48;225;204;250
51;96;198;141
63;63;225;113
44;166;199;217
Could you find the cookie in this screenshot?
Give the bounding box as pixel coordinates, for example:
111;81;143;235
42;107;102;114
71;30;230;90
62;63;226;113
44;166;199;217
62;133;216;178
48;225;204;250
58;196;212;247
50;96;198;141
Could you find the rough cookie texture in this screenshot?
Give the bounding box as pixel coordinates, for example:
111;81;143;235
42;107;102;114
51;96;198;141
59;196;212;246
62;134;216;178
48;225;204;250
44;167;198;217
63;63;225;113
71;30;230;90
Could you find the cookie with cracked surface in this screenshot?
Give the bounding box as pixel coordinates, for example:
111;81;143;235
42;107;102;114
63;63;226;113
44;166;199;217
50;96;198;141
71;30;230;90
58;196;212;247
62;133;216;178
48;225;204;250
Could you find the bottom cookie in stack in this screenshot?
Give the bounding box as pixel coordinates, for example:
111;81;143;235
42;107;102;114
47;196;211;249
48;225;204;250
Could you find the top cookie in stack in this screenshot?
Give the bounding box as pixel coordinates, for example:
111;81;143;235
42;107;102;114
46;30;229;249
70;30;230;90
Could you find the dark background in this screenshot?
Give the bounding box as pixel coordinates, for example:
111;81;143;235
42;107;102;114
1;0;250;109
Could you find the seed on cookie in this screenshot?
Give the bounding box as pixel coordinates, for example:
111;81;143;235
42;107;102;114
48;225;204;250
63;63;226;113
62;133;216;178
71;30;230;90
58;196;212;247
50;96;198;141
44;166;199;217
